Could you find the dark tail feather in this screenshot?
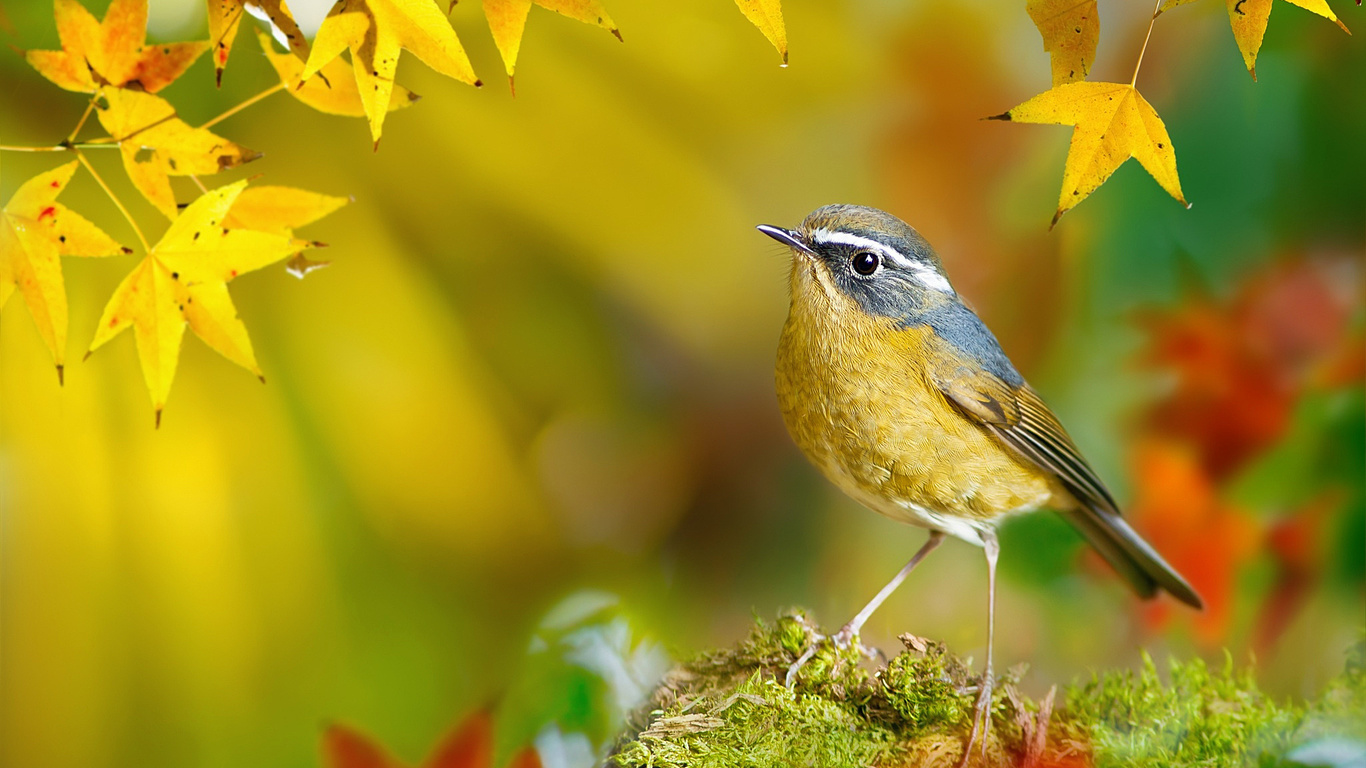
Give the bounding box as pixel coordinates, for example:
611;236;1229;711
1058;506;1204;609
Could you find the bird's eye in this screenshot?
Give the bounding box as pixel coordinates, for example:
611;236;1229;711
852;251;880;275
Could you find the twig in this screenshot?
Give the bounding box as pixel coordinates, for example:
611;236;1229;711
75;149;149;253
66;89;101;144
0;142;119;152
1131;0;1164;87
200;82;285;130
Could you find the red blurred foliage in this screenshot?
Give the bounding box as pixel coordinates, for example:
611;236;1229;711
1253;494;1339;655
1127;255;1360;646
1126;439;1261;645
324;712;540;768
1136;257;1359;481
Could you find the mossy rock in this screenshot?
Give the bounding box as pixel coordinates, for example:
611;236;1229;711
610;612;1366;768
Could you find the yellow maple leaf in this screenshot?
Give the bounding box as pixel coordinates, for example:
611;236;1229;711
207;0;309;85
1027;0;1099;86
25;0;207;94
93;89;261;219
1159;0;1349;79
991;81;1188;227
481;0;621;91
223;184;350;277
257;30;419;118
301;0;481;146
734;0;787;64
87;181;317;424
0;161;130;381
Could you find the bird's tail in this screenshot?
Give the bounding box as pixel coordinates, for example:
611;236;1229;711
1058;505;1204;609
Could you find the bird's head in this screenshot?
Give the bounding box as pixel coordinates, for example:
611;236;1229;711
758;204;956;323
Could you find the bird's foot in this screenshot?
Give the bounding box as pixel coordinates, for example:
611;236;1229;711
957;665;995;768
784;637;823;688
831;623;880;660
784;625;879;688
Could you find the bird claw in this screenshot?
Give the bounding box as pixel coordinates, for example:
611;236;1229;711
785;627;880;688
957;667;995;767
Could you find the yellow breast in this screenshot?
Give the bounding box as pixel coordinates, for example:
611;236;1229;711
775;269;1061;537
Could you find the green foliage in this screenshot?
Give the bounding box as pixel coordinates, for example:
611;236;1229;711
614;615;1366;768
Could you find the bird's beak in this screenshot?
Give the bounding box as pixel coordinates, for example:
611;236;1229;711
757;225;814;256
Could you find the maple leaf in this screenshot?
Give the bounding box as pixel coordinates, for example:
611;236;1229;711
0;161;129;382
257;30;420;118
323;712;540;768
734;0;787;64
1027;0;1099;86
1159;0;1350;79
25;0;207;94
207;0;309;86
223;183;350;277
93;89;261;219
481;0;621;92
990;81;1187;227
301;0;481;146
86;181;314;424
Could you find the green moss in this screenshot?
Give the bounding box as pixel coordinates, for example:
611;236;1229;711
612;615;1366;768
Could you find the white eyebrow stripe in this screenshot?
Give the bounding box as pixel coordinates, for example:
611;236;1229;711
808;228;955;294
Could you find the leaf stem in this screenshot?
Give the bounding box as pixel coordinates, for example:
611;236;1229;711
200;82;286;131
0;142;119;152
1131;0;1164;88
66;90;101;144
189;174;209;194
76;149;149;253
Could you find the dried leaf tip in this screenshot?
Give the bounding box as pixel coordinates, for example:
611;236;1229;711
82;350;93;362
1049;209;1065;230
56;365;65;386
985;111;1012;121
612;28;624;42
154;408;163;429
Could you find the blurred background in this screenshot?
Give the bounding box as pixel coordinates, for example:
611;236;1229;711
0;0;1362;766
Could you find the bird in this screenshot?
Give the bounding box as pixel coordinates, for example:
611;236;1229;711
758;204;1202;762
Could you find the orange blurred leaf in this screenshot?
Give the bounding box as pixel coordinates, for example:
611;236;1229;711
86;181;314;423
324;724;401;768
257;30;419;118
482;0;620;91
1027;0;1099;86
991;82;1187;227
301;0;480;146
25;0;207;93
1159;0;1349;79
207;0;309;85
1126;439;1260;645
0;161;130;377
733;0;787;64
426;710;494;768
94;89;262;219
322;711;538;768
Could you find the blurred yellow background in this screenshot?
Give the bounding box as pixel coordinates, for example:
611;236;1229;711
1;0;1362;766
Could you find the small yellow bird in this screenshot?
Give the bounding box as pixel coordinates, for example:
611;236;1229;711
759;204;1202;759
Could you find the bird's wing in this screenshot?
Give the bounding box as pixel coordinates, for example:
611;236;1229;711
930;341;1203;608
932;356;1119;515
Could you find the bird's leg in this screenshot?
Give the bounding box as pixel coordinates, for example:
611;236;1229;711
787;531;945;688
961;529;1000;767
832;531;946;648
